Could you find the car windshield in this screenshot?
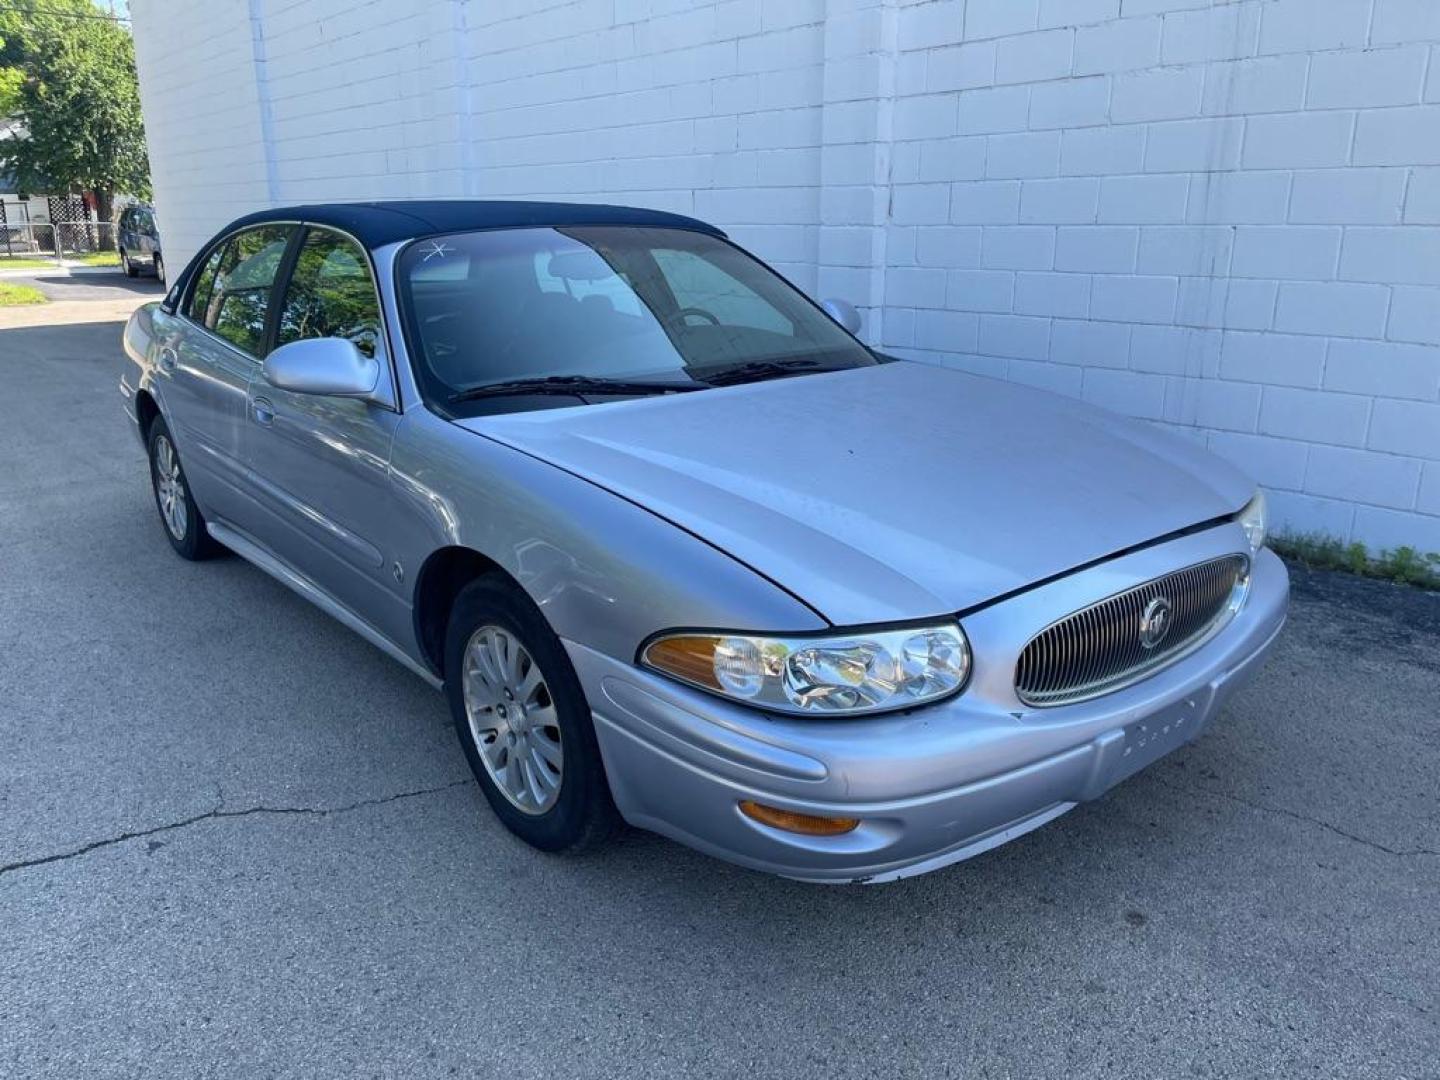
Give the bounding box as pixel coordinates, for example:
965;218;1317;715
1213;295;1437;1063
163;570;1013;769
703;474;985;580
396;225;877;413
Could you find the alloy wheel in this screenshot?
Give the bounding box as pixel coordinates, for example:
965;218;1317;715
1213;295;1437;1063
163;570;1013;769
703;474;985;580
153;434;187;541
462;625;564;815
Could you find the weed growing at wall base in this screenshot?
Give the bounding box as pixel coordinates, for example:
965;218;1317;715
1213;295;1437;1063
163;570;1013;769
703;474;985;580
1270;532;1440;591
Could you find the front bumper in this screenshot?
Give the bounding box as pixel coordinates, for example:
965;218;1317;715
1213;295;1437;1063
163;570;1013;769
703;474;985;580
568;525;1289;883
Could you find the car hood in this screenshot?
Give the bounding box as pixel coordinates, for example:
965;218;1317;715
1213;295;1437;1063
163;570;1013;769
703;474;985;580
456;362;1253;625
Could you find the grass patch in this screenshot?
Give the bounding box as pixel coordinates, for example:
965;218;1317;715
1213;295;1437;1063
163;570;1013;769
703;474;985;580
1271;531;1440;591
0;251;121;268
0;256;56;270
0;282;47;305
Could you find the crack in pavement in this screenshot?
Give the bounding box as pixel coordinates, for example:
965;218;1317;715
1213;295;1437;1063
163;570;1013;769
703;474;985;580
1155;778;1439;858
7;766;1435;883
0;779;474;879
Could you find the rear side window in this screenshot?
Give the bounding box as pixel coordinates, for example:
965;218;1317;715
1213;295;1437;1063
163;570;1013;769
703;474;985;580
185;244;226;323
191;225;295;356
274;228;383;358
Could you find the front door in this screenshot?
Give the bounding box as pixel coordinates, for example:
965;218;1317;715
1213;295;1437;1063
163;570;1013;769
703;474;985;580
156;223;295;524
240;226;411;644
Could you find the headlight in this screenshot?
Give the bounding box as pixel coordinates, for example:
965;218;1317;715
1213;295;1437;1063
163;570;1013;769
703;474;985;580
1237;490;1268;553
641;623;970;716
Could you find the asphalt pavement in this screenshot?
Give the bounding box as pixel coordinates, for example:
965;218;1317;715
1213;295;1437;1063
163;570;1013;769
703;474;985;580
1;275;1436;1078
0;265;164;303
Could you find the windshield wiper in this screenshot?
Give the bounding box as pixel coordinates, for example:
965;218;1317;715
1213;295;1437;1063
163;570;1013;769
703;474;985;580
699;358;847;387
448;375;706;404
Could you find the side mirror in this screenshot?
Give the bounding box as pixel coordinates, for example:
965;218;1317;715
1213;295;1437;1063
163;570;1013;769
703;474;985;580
263;337;379;397
821;298;862;335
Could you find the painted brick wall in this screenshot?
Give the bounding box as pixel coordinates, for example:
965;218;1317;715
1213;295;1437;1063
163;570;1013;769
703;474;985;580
131;0;1440;552
129;0;271;258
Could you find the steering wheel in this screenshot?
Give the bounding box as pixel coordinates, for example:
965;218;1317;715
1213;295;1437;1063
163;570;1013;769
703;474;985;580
670;306;720;327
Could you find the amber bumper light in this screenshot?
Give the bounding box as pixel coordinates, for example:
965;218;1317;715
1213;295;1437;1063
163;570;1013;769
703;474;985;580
738;800;860;836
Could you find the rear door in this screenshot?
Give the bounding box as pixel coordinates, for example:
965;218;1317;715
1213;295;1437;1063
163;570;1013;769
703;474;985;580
157;223;296;523
135;210;158;263
241;226;410;639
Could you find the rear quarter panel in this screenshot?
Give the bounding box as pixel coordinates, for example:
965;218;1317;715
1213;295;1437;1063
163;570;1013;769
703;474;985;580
120;301;162;427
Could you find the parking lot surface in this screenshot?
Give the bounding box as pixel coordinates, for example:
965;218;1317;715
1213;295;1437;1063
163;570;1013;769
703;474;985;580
1;282;1436;1078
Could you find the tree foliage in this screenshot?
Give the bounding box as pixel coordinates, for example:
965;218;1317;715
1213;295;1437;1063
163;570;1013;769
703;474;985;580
0;0;149;203
0;64;22;117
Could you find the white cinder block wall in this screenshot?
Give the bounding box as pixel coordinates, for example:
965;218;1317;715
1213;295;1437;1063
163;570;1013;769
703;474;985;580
131;0;1440;552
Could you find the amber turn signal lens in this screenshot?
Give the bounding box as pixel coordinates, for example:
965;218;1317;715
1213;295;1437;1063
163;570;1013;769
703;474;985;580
643;635;722;689
738;800;860;836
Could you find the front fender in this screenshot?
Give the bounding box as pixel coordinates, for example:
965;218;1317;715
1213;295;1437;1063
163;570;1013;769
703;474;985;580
389;408;827;665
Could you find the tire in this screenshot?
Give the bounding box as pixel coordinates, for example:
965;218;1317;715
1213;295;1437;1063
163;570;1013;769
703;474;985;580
444;576;619;853
146;416;222;561
121;249;137;278
153;253;165;286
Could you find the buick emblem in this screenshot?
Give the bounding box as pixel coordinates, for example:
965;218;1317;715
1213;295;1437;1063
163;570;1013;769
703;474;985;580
1139;596;1173;650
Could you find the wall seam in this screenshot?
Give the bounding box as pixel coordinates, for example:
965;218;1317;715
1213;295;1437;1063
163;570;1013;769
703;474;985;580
247;0;280;204
451;0;477;196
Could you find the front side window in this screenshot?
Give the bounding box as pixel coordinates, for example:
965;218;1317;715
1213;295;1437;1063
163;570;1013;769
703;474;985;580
193;225;295;356
275;228;383;358
397;226;873;414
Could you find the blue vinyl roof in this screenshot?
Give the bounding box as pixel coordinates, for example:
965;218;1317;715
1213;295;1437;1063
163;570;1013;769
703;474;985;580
219;200;726;250
165;200;727;306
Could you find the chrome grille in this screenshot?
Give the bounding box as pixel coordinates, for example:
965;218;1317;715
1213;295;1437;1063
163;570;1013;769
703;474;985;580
1015;555;1249;707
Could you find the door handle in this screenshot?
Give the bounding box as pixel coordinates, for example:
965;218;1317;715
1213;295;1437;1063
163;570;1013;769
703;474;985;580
157;346;178;373
252;397;275;426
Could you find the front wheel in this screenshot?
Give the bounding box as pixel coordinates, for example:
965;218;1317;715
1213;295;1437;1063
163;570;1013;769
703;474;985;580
153;253;165;285
121;249;137;278
444;577;619;853
147;417;222;561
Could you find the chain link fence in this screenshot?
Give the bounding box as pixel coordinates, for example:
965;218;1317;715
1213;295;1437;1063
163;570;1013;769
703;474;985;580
0;221;119;260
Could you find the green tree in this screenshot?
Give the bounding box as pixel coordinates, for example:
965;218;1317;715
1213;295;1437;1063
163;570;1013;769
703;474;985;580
0;64;22;116
0;0;149;246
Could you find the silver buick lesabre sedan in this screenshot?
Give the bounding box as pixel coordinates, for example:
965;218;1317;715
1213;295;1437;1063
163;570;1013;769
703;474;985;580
121;201;1288;883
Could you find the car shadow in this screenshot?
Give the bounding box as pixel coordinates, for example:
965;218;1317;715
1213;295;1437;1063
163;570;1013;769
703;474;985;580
26;272;166;296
